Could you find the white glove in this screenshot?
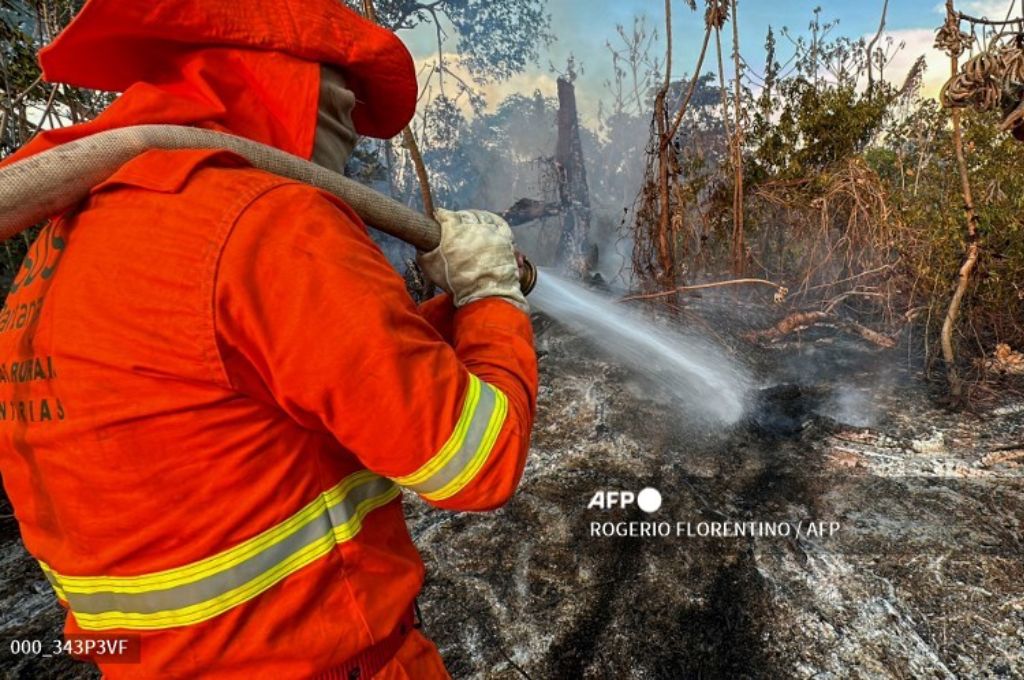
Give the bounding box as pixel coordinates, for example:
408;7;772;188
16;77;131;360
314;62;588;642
417;208;529;313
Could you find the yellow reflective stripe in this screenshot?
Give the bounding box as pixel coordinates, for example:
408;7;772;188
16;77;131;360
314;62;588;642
39;562;67;601
390;375;510;501
42;470;378;595
68;486;401;631
36;471;400;631
422;387;508;501
70;531;339;631
392;375;482;488
332;486;401;542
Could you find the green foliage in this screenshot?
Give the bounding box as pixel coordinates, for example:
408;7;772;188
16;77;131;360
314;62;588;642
348;0;553;81
717;7;1024;361
1;1;41;94
628;5;1024;367
749;81;894;181
884;102;1024;350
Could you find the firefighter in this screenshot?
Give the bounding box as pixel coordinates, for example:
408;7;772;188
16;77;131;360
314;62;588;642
0;0;538;677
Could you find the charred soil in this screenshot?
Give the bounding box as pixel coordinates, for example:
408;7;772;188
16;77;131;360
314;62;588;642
0;315;1022;679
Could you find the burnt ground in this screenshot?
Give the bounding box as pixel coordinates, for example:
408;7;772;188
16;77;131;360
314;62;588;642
0;492;97;678
406;314;1024;679
1;313;1022;679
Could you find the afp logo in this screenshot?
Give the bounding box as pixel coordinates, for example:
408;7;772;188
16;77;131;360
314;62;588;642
587;487;663;514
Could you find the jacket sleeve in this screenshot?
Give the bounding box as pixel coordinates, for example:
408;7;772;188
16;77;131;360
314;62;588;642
417;294;456;344
214;183;538;511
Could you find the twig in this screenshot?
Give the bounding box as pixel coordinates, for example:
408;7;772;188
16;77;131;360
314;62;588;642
498;646;533;680
843;319;897;348
823;289;886;314
802;262;897;293
833;445;901;461
361;0;435;219
619;277;782;302
866;0;889;91
3;75;43;109
956;11;1024;27
29;83;60;136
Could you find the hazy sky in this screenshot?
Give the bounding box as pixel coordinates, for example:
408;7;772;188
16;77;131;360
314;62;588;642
399;0;1020;121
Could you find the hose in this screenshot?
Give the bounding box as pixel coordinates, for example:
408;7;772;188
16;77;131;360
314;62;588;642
0;124;537;293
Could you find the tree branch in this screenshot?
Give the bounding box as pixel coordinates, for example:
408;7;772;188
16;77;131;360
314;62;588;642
361;0;436;218
664;26;714;147
866;0;889;91
955;10;1024;26
619;278;783;302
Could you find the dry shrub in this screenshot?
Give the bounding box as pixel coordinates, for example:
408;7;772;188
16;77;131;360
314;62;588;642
750;157;904;324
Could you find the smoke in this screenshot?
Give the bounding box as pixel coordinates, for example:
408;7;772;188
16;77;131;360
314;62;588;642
772;334;909;430
820;385;881;428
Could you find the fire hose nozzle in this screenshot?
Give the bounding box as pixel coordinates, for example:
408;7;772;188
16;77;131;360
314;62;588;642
517;253;538;296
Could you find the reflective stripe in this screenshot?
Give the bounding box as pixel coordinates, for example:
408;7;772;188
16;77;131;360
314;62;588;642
38;470;399;631
393;374;509;501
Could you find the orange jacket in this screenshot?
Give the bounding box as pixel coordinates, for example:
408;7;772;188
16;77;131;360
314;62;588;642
0;2;538;678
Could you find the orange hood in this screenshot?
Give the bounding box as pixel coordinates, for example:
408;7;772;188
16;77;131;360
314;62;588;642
3;0;416;166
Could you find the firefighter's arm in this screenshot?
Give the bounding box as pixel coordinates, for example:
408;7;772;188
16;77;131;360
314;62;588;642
417;293;455;343
214;183;538;511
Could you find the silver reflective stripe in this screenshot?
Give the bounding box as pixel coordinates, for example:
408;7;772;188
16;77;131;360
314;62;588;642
39;471;399;630
62;475;395;616
405;381;499;496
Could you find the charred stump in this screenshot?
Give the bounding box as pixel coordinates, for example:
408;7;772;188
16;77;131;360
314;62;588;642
554;75;594;277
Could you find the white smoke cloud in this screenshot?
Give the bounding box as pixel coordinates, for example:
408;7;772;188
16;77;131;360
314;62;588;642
412;53;563;120
952;0;1018;17
880;28;949;99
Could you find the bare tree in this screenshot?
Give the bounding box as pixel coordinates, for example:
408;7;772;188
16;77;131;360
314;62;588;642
729;0;745;275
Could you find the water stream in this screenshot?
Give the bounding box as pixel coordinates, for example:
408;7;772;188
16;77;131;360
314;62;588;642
530;270;751;423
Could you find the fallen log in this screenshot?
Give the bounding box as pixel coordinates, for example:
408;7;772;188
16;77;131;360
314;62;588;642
744;311;897;349
842;320;898;349
743;311;832;343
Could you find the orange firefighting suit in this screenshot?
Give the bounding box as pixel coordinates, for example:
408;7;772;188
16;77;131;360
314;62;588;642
0;1;538;678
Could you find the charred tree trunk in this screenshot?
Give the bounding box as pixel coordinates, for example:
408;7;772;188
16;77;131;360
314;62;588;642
554;75;594;277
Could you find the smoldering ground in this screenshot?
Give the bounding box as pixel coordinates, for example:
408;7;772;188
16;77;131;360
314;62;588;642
404;302;1024;679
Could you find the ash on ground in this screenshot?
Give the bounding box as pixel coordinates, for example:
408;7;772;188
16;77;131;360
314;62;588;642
2;314;1022;679
407;314;1023;679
